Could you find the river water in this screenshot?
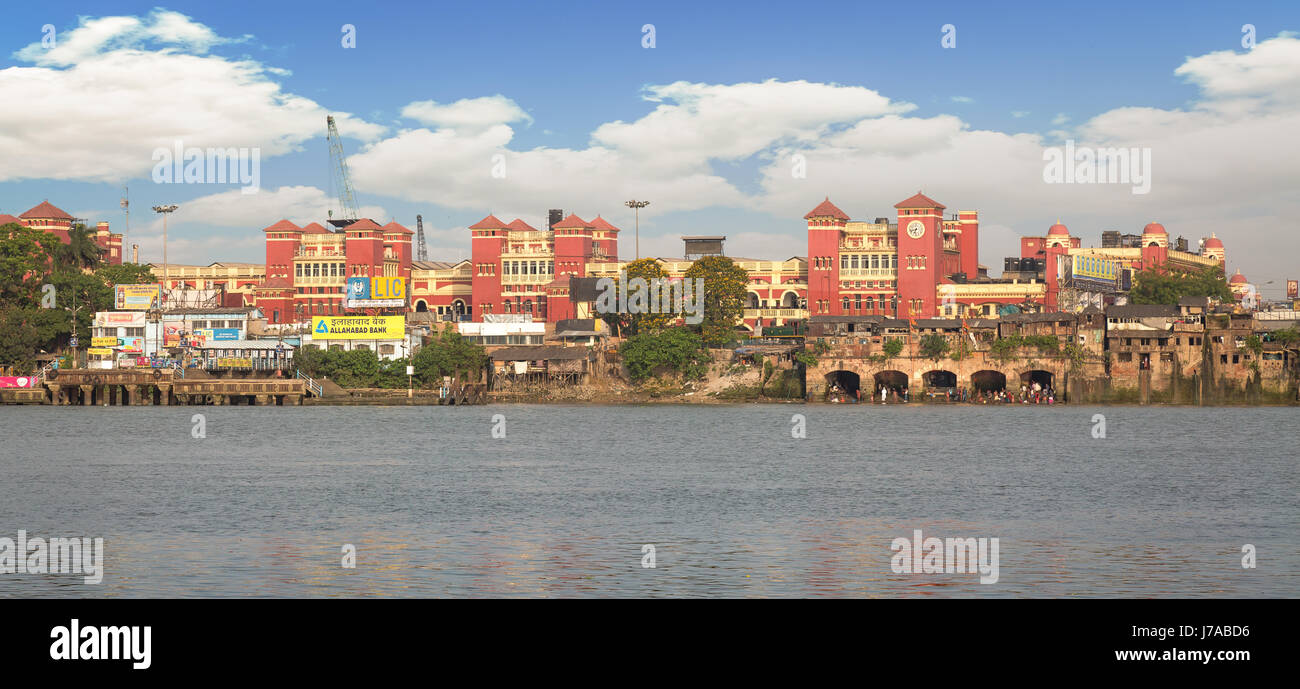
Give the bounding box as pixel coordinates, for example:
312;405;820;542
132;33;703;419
0;404;1295;597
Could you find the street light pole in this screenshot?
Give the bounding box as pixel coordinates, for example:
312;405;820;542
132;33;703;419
152;204;179;298
625;200;649;260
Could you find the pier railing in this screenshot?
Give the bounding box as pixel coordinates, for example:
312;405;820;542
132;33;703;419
296;370;324;397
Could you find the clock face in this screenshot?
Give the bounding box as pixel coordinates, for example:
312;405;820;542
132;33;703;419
906;220;925;239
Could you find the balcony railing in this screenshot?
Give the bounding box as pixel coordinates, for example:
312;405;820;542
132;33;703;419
838;268;896;277
501;273;554;284
744;308;806;318
294;275;345;285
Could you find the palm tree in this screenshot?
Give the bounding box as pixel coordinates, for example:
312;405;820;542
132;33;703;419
59;223;104;270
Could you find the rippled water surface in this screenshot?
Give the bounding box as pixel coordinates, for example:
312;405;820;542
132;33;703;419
0;404;1295;597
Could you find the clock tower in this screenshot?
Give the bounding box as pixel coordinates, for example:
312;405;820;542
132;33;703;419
894;191;945;318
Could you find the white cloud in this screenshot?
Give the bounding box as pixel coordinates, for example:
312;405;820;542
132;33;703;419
950;96;974;103
127;186;389;264
401;95;533;131
1;11;382;184
349;79;910;219
1011;111;1030;118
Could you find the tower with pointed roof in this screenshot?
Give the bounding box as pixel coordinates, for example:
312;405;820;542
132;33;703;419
895;192;946;318
805;197;848;316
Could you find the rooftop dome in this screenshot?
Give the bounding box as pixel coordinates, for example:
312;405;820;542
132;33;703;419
1142;222;1167;235
1229;270;1248;285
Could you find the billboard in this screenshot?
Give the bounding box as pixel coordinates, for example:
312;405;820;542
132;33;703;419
312;316;405;340
1071;255;1119;290
199;328;240;341
119;337;144;353
95;311;146;327
215;357;253;368
91;336;119;347
1288;280;1298;300
0;376;35;388
114;284;161;310
346;276;405;308
87;347;114;356
163;322;183;347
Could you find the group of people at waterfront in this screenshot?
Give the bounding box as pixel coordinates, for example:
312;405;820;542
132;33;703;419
825;381;1058;404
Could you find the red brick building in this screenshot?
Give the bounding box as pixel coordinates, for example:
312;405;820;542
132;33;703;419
254;217;413;324
1;200;124;265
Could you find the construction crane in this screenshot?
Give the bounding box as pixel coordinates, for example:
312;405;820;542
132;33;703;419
416;214;428;261
326;115;360;226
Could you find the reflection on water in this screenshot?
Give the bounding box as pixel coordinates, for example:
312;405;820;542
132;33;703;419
0;405;1295;597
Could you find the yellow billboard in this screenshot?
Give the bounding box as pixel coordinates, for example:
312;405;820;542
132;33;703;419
114;284;161;310
91;337;119;347
311;316;405;340
88;347;114;356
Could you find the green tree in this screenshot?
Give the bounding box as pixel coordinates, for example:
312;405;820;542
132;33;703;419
96;262;157;288
597;258;672;337
1129;263;1234;305
620;327;711;382
412;323;487;384
683;255;749;347
919;333;951;362
59;223;105;270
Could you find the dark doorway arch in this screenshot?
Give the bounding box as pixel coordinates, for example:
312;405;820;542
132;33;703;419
415;300;429;312
1021;370;1054;390
825;370;860;400
923;369;957;389
873;370;908;393
970;370;1007;392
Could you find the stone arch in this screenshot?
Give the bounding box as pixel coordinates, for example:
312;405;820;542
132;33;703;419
825;370;861;399
746;291;761;308
780;290;799;308
873;369;908;393
922;369;958;389
970;369;1006;392
414;299;429;312
1020;369;1055;391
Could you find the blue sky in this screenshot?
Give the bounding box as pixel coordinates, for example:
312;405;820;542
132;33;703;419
2;1;1298;293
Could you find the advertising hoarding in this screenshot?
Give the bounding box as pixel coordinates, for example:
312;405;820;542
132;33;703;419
311;316;405;340
114;284;161;310
163;322;183;347
199;328;240;341
91;337;119;347
345;277;405;308
95;311;147;327
0;376;35;388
